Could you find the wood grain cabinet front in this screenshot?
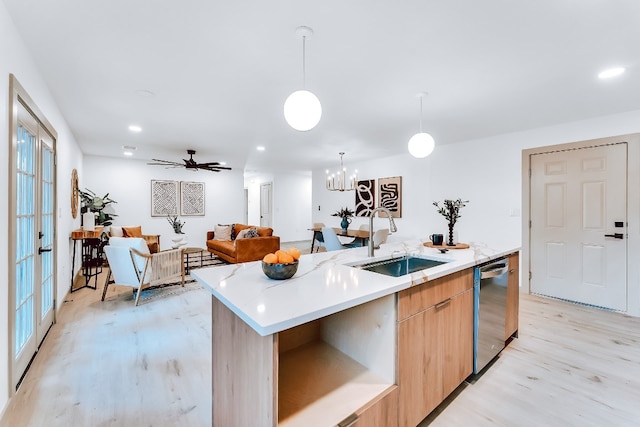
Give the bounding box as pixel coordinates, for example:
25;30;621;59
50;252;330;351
505;252;520;341
336;386;398;427
397;268;474;427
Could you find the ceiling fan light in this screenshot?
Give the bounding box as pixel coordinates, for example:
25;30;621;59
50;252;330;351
284;90;322;131
408;132;435;158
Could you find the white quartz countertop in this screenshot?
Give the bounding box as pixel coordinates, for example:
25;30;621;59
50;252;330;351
192;239;519;336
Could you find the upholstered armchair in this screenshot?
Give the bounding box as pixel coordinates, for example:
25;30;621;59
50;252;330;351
103;237;184;306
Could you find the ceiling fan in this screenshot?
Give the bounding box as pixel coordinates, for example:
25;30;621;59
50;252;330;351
147;149;231;172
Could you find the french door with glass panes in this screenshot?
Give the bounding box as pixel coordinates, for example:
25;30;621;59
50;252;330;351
11;77;57;390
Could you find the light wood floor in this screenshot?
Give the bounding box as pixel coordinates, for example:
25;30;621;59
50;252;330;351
2;273;639;426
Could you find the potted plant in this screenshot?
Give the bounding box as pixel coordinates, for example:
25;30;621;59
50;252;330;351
167;215;185;234
433;199;468;246
332;207;355;231
167;215;187;248
77;187;117;226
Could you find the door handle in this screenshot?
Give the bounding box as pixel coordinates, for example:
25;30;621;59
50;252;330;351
604;233;624;239
38;247;52;254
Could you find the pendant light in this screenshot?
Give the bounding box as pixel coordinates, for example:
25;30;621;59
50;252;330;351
284;26;322;131
326;152;357;191
408;92;435;158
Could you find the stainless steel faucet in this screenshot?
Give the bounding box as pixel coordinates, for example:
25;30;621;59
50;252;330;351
368;207;397;257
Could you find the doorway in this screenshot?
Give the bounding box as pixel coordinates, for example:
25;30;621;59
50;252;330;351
260;182;272;228
9;75;57;391
528;142;627;311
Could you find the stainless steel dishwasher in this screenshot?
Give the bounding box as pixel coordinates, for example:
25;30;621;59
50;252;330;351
473;257;509;374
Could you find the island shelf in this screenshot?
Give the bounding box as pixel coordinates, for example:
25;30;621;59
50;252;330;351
213;294;397;426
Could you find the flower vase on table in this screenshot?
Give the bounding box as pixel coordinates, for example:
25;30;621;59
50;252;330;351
171;233;187;248
433;198;468;247
340;217;351;232
332;206;355;233
447;224;456;246
167;215;187;248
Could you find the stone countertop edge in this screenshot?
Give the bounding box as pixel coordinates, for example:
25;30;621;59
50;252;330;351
191;239;520;337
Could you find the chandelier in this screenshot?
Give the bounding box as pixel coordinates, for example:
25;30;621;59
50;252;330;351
326;152;357;191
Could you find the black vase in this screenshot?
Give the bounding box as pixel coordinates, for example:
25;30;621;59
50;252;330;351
447;223;455;246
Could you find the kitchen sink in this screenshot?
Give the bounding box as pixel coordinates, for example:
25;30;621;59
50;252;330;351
350;255;450;277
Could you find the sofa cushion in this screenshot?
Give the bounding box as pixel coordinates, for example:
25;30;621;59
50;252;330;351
236;227;258;239
110;225;124;237
207;239;236;257
256;227;273;237
122;226;143;238
214;224;233;241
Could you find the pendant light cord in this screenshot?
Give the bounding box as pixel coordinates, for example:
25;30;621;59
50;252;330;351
302;35;307;89
419;95;423;133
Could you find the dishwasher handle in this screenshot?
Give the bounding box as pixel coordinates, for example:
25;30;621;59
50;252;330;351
480;261;509;280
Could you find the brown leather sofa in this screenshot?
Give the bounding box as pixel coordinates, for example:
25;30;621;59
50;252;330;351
206;224;280;264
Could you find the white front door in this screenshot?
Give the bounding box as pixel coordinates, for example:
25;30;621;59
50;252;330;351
530;143;627;311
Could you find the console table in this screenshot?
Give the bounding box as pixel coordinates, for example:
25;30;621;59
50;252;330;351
70;227;105;292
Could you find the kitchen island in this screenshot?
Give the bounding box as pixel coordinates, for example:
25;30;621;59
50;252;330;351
192;239;520;426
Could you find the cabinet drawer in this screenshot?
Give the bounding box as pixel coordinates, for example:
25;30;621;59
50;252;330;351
397;268;473;320
337;386;398;427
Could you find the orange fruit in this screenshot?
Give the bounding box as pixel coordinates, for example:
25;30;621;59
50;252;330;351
286;247;301;260
263;253;278;264
277;252;294;264
275;249;287;259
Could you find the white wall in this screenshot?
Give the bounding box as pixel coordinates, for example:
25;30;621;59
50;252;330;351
0;1;83;414
83;155;245;250
245;171;312;243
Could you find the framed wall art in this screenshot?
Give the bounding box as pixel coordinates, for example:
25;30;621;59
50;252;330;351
151;180;179;217
355;179;376;217
180;181;205;216
378;176;402;218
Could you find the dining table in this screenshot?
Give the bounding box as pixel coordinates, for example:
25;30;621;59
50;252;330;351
309;226;371;253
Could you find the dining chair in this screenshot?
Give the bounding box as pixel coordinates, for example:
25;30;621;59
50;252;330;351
312;222;325;252
322;227;360;251
372;228;390;249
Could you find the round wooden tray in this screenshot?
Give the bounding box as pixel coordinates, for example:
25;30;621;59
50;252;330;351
424;242;470;249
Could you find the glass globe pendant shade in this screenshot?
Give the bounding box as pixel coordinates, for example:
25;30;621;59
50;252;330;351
408;132;435;158
284;90;322;131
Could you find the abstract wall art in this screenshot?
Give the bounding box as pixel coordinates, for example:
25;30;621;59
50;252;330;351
355;179;376;217
378;176;402;218
151;180;179;217
180;181;205;216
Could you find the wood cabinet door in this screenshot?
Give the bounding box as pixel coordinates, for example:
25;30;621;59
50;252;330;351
505;252;520;340
398;306;442;427
442;288;474;398
353;386;398;426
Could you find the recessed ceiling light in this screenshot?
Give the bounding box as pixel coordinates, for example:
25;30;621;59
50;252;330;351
257;146;265;151
122;145;137;156
219;161;227;166
128;125;142;133
598;67;625;79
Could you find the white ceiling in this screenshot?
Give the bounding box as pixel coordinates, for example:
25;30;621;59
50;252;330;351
4;0;640;173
